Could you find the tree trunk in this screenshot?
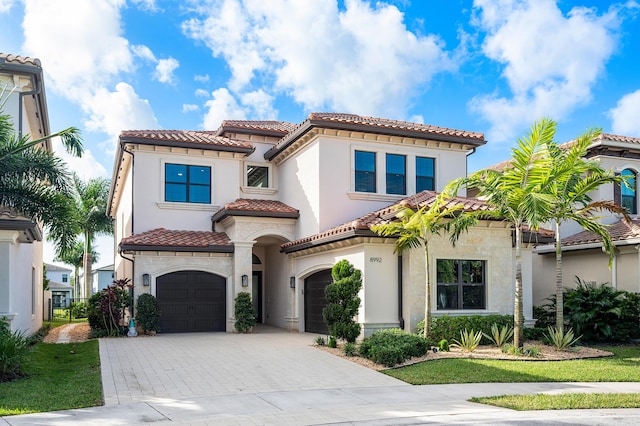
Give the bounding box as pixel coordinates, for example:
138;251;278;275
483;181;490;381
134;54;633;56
83;232;93;299
555;221;564;331
423;245;431;339
514;225;524;349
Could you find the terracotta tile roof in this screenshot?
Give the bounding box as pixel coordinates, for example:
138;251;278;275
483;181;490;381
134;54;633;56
119;228;233;252
0;53;41;67
120;130;254;152
281;191;493;253
561;219;640;247
596;133;640;145
211;199;299;222
217;120;298;135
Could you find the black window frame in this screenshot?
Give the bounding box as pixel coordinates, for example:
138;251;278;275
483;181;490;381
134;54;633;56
416;156;435;192
355;150;376;193
386;153;406;195
164;163;211;204
621;169;637;215
246;164;270;188
436;259;486;310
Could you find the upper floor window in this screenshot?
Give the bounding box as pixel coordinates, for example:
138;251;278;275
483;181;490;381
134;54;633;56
165;163;211;204
62;274;68;283
416;156;435;192
386;154;406;195
436;259;485;310
247;165;269;188
355;151;376;193
621;169;637;214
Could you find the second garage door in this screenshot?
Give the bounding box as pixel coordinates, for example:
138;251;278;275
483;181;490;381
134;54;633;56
304;269;332;334
156;271;226;333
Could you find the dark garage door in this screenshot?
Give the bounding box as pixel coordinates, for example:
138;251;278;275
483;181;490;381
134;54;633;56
156;271;226;333
304;269;332;334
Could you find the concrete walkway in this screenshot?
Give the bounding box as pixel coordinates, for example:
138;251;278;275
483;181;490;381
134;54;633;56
3;326;640;425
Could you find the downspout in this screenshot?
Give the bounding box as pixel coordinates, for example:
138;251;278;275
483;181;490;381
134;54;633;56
120;142;136;317
118;247;135;317
397;255;404;330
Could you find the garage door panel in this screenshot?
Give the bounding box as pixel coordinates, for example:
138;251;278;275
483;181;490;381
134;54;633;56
304;269;332;335
156;271;226;333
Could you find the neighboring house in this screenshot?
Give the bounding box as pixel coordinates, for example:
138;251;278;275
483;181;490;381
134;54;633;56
109;113;531;335
533;134;640;303
0;53;50;334
44;263;73;309
92;264;114;294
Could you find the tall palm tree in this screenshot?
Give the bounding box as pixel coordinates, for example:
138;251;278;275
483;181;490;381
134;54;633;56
0;105;83;255
544;128;628;330
55;240;99;299
447;119;557;348
70;175;112;298
372;191;464;338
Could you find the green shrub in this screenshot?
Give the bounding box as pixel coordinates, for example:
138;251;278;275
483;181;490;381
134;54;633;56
343;342;357;357
0;319;31;381
524;327;548;341
546;326;581;351
451;329;482;352
234;292;256;333
135;293;160;334
418;315;513;345
322;260;362;343
328;335;337;348
69;301;88;319
438;339;450;352
87;279;132;336
359;329;429;367
483;323;514;347
314;336;326;346
27;323;52;345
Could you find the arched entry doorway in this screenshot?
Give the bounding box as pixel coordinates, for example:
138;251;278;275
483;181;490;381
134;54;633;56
156;270;226;332
304;269;332;334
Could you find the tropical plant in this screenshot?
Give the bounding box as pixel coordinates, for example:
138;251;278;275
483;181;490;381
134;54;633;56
484;323;514;347
451;329;483;352
0;318;30;382
546;326;581;351
419;314;513;346
447;119;558;348
54;240;98;298
372;191;463;338
314;336;326;346
343;342;357;357
0;99;83;255
438;339;450;352
543;127;627;330
135;293;160;334
322;260;362;343
87;278;131;336
234;292;256;333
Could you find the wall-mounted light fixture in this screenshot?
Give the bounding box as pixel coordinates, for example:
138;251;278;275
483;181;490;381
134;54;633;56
142;273;150;287
289;276;296;289
241;274;249;287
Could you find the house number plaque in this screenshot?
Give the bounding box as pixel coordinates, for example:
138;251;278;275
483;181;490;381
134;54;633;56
369;257;382;263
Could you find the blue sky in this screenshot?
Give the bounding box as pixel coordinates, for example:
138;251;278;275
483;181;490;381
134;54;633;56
2;0;640;267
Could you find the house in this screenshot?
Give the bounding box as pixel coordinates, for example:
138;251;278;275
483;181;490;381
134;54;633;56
44;263;74;308
92;264;115;294
109;113;525;335
0;53;51;334
532;134;640;303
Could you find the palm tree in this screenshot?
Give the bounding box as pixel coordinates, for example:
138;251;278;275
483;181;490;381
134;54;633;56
372;191;464;338
70;175;113;298
55;240;99;299
447;119;557;348
544;128;628;330
0;105;83;255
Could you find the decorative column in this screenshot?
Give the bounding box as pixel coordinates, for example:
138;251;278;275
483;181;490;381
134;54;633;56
232;241;254;332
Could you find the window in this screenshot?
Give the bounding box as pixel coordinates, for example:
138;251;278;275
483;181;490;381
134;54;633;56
436;259;485;310
621;169;637;214
247;165;269;188
165;164;211;204
416;157;435;192
386;154;406;195
62;274;68;283
355;151;376;193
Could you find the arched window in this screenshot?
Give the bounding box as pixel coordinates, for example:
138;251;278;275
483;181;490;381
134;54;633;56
252;254;262;265
621;169;637;214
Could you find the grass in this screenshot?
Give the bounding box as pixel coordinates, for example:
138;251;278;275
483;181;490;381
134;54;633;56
385;346;640;384
0;340;102;416
45;318;88;329
471;393;640;410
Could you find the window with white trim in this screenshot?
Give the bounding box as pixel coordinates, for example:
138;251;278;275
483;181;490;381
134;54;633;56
355;150;376;193
386;153;406;195
416;156;435;192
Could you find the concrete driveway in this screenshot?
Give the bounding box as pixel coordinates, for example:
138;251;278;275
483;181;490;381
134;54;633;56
100;325;406;405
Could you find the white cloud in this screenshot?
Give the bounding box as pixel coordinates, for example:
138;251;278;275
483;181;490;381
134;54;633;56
182;0;456;120
132;0;157;12
195;88;210;98
610;89;640;136
202;88;246;129
183;103;199;112
194;74;210;83
0;0;15;13
241;90;277;119
83;82;159;139
470;0;621;143
132;44;156;62
154;57;179;84
53;138;109;180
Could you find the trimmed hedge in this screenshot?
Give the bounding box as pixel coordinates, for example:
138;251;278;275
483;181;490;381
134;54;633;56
358;328;429;367
417;314;513;345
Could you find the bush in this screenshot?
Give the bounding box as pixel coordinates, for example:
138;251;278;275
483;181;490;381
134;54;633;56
451;329;482;352
418;315;513;345
546;326;581;351
87;279;132;336
438;339;450;352
322;260;362;343
483;323;514;347
0;318;31;382
69;301;88;319
135;293;160;334
234;292;256;333
328;335;337;348
314;336;326;346
343;342;357;357
359;329;429;367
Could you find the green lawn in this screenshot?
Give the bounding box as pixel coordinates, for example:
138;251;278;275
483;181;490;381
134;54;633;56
471;393;640;410
45;318;88;329
385;346;640;384
0;340;102;416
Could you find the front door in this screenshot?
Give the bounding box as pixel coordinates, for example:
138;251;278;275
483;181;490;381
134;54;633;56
252;272;263;323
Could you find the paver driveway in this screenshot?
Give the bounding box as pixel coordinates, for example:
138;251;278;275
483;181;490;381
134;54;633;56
100;325;406;405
